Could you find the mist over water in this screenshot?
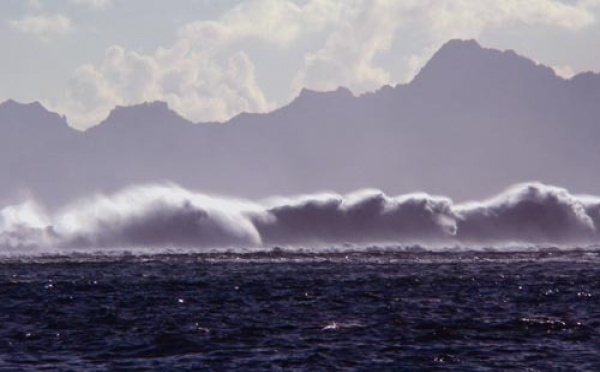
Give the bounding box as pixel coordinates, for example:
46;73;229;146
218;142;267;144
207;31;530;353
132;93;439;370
0;182;598;255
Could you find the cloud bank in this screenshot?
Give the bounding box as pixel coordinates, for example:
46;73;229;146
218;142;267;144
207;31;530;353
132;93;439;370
42;0;599;129
1;182;598;254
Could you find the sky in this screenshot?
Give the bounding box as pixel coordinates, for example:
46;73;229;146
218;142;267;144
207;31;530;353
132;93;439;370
1;0;599;130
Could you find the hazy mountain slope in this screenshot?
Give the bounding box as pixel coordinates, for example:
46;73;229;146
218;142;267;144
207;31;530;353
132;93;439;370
1;39;599;208
0;100;79;203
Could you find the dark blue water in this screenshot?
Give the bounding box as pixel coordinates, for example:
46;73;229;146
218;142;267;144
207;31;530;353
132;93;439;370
1;250;599;370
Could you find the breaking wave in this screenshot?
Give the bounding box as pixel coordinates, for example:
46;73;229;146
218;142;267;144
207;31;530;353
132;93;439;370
0;182;599;255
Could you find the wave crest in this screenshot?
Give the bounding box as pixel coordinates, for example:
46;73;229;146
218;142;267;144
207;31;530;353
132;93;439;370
456;183;596;244
0;182;599;254
256;190;456;246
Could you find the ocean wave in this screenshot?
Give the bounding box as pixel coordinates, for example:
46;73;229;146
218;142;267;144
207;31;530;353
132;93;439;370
0;182;599;254
456;183;596;244
255;189;456;246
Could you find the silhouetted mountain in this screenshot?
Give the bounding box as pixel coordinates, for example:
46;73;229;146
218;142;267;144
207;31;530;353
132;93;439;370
1;39;599;208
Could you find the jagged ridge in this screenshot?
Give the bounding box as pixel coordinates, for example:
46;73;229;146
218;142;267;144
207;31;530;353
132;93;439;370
0;39;599;208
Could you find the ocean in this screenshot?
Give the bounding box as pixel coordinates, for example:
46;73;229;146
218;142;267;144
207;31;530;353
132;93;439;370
1;249;599;371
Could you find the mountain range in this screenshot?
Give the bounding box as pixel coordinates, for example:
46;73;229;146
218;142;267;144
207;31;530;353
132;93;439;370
1;39;599;208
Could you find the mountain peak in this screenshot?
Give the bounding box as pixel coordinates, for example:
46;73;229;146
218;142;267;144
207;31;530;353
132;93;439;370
0;99;49;113
0;99;72;132
410;38;558;95
436;38;482;53
94;101;192;131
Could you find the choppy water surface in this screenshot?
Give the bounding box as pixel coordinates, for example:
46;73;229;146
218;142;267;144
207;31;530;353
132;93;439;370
1;250;600;370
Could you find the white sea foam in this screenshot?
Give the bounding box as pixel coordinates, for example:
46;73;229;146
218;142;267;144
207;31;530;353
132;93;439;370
0;182;598;255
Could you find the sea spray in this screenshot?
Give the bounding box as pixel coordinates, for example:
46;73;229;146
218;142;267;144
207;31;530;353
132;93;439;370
0;182;598;254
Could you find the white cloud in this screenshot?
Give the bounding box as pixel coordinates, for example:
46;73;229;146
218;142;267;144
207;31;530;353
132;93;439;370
292;0;399;93
425;0;595;35
56;42;272;128
68;0;113;9
9;14;73;41
552;64;576;78
178;0;343;48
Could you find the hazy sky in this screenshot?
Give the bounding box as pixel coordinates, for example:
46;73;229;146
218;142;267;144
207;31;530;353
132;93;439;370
1;0;599;129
